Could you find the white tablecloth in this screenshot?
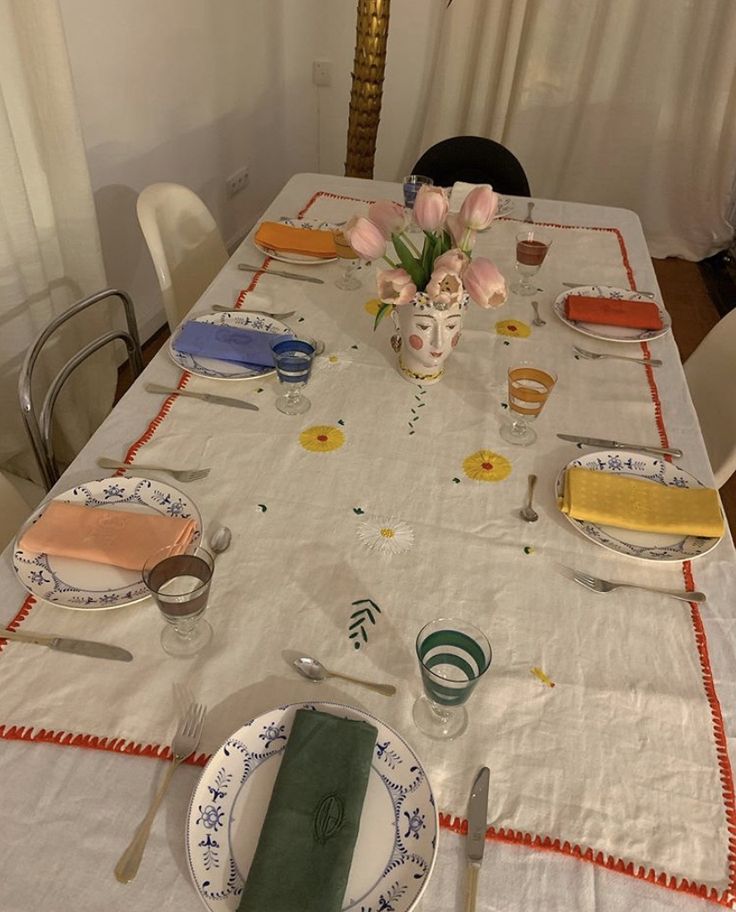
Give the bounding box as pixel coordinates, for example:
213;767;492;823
2;174;736;912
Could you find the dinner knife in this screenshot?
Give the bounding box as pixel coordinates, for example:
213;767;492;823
557;434;683;459
465;766;490;912
562;282;656;298
145;383;259;411
1;628;133;662
238;263;324;285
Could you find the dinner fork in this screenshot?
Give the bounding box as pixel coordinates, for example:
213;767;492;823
97;457;210;483
572;570;706;603
572;345;662;367
114;699;207;883
212;304;296;319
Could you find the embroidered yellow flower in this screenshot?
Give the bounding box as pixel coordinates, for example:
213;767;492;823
300;425;345;453
495;319;531;338
364;298;383;317
463;450;512;482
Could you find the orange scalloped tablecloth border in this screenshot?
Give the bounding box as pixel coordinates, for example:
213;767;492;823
1;191;734;907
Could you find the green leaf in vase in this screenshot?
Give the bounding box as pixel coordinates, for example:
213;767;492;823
392;233;425;289
373;301;393;330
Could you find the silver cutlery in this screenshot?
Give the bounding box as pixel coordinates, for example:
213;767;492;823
238;263;324;285
531;300;546;327
556;434;682;459
520;474;539;522
571;570;706;603
145;383;259;412
1;628;132;662
212;304;297;319
209;526;232;559
524;201;534;223
563;282;656;298
465;767;490;912
293;654;396;697
115;698;207;883
573;345;662;367
97;457;210;483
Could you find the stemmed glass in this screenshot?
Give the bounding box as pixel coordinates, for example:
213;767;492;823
271;338;316;415
413;617;492;740
333;228;362;291
500;362;557;447
511;229;552;296
143;545;214;657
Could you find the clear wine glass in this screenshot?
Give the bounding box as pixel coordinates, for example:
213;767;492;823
271;338;316;415
333;228;362;290
511;228;552;296
500;362;557;446
143;545;214;657
413;617;492;740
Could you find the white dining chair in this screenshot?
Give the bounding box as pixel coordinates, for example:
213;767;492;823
684;307;736;487
137;183;228;332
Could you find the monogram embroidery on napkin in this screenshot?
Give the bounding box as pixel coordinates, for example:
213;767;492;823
313;793;345;844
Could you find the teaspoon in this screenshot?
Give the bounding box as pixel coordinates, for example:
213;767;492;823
520;474;539;522
531;300;546;326
210;526;232;558
293;655;396;696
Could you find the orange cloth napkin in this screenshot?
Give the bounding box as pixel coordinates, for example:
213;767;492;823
18;501;196;570
565;294;663;330
255;222;336;258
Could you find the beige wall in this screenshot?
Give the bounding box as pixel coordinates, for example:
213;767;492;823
58;0;446;339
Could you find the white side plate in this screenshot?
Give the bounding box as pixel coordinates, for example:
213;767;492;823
553;285;671;343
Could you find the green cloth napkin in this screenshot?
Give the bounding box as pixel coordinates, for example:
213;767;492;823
237;708;378;912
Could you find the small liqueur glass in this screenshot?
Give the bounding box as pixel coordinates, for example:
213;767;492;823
143;546;214;657
413;617;492;740
511;228;552;296
271;338;316;415
501;362;557;446
333;228;362;291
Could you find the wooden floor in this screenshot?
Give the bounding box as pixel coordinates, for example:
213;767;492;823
120;258;735;536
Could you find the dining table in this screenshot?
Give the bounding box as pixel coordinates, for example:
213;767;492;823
2;171;736;912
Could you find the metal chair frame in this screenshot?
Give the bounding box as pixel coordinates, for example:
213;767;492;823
18;288;144;490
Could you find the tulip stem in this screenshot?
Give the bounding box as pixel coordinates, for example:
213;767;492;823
400;232;422;257
382;255;399;268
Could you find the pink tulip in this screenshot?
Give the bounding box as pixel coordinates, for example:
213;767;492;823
426;267;464;309
368;200;408;239
446;212;476;252
433;248;469;276
463;257;507;309
413;186;449;232
459;185;499;231
345;216;387;260
377;268;417;306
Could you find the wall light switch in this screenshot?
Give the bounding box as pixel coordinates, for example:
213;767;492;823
312;59;332;87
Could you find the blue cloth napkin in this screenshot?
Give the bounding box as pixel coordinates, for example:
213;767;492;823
173;321;292;368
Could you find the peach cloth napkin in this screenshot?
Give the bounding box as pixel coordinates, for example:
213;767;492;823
559;467;724;537
255;222;337;258
565;294;663;330
18;501;196;570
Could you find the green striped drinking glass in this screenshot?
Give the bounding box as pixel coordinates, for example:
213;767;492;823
413;618;492;740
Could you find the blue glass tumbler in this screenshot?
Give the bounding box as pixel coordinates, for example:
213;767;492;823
271;339;316;415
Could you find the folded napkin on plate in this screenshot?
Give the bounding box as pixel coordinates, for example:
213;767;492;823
448;180;491;212
559;467;724;537
565;294;663;330
173;321;290;368
18;501;196;570
255;221;337;258
238;708;377;912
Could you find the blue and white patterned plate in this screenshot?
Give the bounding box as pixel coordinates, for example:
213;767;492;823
555;450;722;562
169;311;291;381
186;701;437;912
13;477;202;610
553;285;671;343
254;217;339;265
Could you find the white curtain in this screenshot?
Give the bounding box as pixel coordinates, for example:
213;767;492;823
414;0;736;260
0;0;115;484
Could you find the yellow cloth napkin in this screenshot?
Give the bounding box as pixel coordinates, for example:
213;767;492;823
255;222;337;258
18;501;196;570
559;467;724;537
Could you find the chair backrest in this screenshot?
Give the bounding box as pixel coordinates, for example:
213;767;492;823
0;470;37;552
18;288;144;491
137;182;228;331
684;307;736;487
411;136;531;197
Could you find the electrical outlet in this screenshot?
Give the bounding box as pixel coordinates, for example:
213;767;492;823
312;59;332;87
226;165;249;198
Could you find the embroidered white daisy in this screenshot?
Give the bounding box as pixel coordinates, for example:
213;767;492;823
315;349;351;373
356;517;414;556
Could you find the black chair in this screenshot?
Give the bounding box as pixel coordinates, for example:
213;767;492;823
411;136;531;197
